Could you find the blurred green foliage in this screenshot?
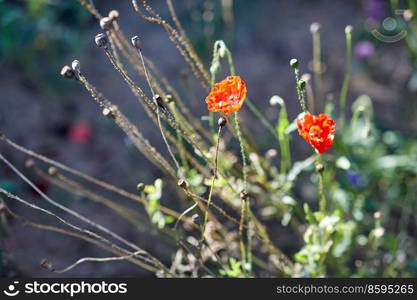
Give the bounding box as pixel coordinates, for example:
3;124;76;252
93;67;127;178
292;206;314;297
0;0;90;88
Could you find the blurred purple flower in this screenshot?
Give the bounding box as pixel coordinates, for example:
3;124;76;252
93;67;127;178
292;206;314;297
354;41;375;59
347;171;363;187
365;0;385;20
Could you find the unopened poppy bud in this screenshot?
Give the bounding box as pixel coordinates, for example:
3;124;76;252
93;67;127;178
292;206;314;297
310;22;321;33
131;35;142;50
315;163;324;173
177;178;188;189
240;190;248;200
25;159;35;169
100;17;112;30
136;182;145;192
108;10;119;20
48;167;58;176
290;58;299;69
218;43;227;58
218;116;227;127
71;60;80;74
95;33;108;48
60;65;76;79
298;80;306;90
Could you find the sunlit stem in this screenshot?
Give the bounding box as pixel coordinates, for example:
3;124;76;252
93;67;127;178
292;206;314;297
316;155;327;213
212;40;253;273
135;43;183;177
201;124;223;242
338;26;353;129
235;111;252;273
292;63;307;113
311;22;323;109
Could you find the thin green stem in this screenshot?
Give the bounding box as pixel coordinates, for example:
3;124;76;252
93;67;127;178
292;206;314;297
338;26;353;129
201;125;223;242
246;98;280;141
291;60;307;113
311;22;323;110
234;112;247;191
234;111;251;273
316;156;327;213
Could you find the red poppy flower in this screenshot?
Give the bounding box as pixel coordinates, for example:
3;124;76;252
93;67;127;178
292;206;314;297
296;113;336;154
205;76;247;114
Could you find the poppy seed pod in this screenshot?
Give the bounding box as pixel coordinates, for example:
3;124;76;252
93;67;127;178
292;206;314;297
131;35;142;50
95;33;108;48
218;116;227;127
71;60;80;74
102;107;113;117
60;65;76;79
290;58;299;69
177;178;188;189
48;167;58;176
100;17;112;30
108;10;119;20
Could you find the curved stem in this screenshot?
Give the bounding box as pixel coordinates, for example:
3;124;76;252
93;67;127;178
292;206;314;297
201;125;223;241
234;112;247;191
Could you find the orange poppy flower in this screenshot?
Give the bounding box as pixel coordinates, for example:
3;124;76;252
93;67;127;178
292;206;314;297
296;113;336;154
205;76;247;114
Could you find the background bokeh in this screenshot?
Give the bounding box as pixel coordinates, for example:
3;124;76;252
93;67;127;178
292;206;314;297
0;0;416;277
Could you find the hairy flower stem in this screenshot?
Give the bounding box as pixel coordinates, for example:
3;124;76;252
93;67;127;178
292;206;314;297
201;124;223;242
235;111;251;272
316;156;327;213
234;113;248;191
291;60;307;113
338;26;353;129
135;43;183;178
